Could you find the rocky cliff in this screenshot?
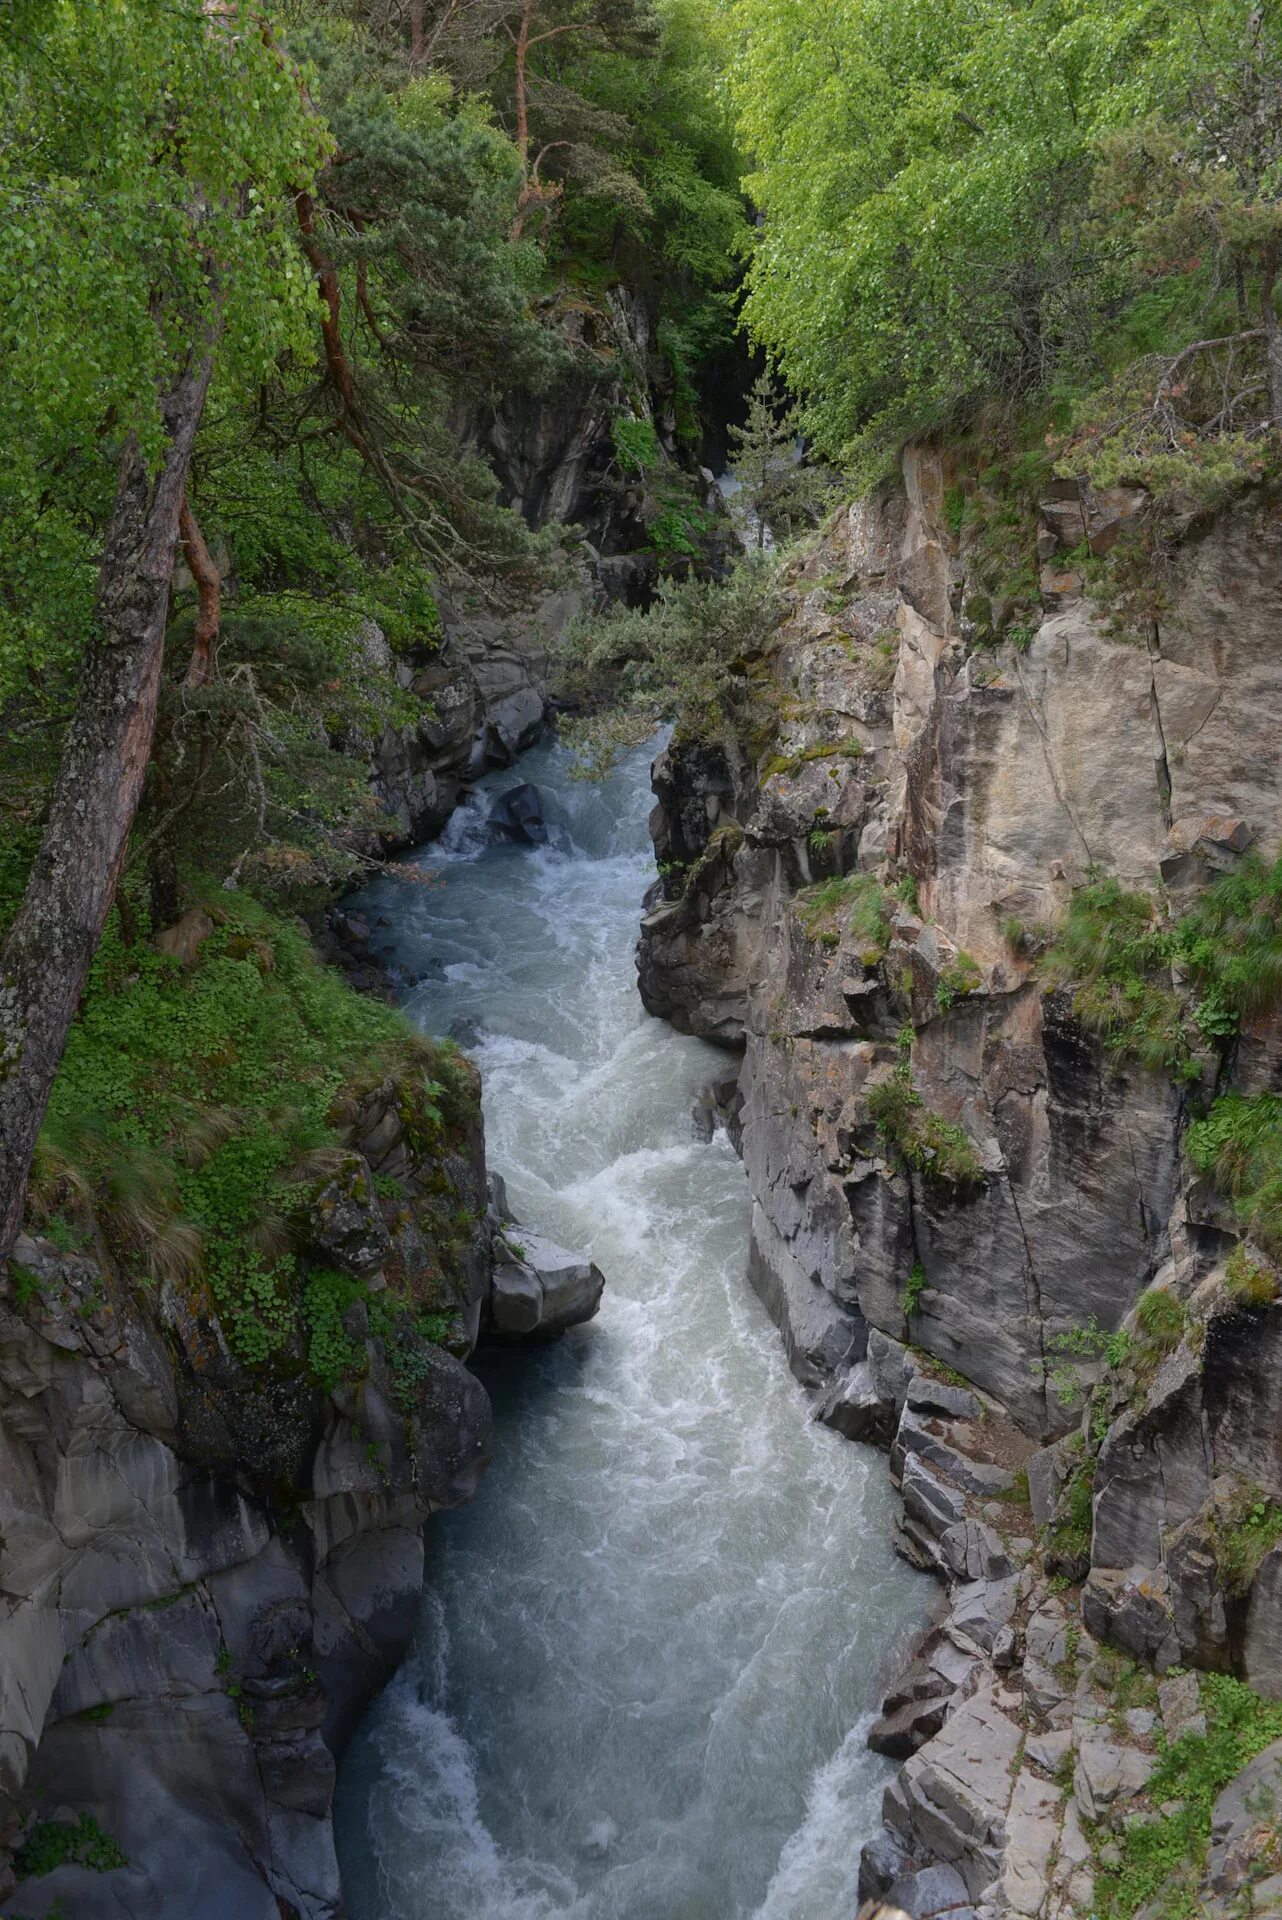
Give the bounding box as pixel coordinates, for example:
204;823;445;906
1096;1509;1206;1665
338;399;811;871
0;1010;603;1918
639;457;1282;1916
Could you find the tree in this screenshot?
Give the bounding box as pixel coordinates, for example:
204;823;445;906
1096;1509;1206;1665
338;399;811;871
725;374;826;548
726;0;1182;465
0;1;322;1256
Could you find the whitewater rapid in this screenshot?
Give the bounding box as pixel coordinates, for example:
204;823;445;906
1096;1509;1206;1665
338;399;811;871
334;739;928;1920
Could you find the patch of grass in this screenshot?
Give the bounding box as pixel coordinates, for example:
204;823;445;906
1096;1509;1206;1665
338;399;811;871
1214;1484;1282;1599
935;950;981;1012
796;874;890;962
1041;876;1189;1075
867;1068;984;1189
900;1258;928;1320
1094;1674;1282;1919
15;1814;127;1878
27;898;478;1374
1044;1459;1095;1572
1188;1093;1282;1259
1223;1242;1280;1307
1043;856;1282;1080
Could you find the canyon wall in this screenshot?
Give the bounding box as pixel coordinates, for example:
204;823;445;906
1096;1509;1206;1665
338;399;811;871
640;461;1282;1917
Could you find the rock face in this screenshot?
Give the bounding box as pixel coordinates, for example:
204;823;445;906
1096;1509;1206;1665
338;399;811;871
0;1072;603;1917
639;460;1282;1911
639;465;1282;1436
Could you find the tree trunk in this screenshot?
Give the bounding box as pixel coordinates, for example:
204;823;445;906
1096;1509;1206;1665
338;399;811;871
1265;263;1282;425
0;351;215;1258
179;494;221;690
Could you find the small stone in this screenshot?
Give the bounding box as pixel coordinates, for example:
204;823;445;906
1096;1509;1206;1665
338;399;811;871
1124;1708;1157;1738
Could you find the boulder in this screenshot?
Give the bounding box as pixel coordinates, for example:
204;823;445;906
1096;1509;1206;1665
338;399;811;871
487;1228;605;1341
488;782;550;846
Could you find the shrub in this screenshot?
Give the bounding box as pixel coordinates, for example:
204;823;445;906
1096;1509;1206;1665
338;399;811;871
796;873;890;961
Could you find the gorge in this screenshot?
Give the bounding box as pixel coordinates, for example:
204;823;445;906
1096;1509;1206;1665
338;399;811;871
5;4;1282;1918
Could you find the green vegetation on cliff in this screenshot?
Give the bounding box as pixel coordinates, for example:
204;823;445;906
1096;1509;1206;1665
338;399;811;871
29;897;477;1374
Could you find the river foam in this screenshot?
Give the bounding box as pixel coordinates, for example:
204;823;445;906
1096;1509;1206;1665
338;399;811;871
334;739;928;1920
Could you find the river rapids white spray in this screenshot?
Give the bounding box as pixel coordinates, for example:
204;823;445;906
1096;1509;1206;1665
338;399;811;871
334;739;929;1920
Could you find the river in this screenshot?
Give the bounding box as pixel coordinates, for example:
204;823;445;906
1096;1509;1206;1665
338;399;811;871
334;738;928;1920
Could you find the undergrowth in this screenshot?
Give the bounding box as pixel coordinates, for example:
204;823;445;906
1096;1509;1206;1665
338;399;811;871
1093;1674;1282;1920
28;896;476;1374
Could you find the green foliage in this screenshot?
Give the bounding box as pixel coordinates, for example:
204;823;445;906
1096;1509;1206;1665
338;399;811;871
303;1269;366;1393
556;553;786;775
613;416;664;473
15;1815;126;1878
1094;1674;1282;1920
1044;1458;1095;1569
728;0;1282;488
29;899;471;1371
796;874;889;960
1214;1485;1282;1599
1045;1315;1131;1408
726;372;828;549
900;1258;928;1320
1042;876;1188;1073
1133;1285;1187;1355
867;1067;984;1190
0;0;324;704
935;951;981;1013
1188;1093;1282;1258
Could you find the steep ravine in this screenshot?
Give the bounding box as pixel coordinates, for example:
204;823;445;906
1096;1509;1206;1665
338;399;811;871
334;741;931;1920
637;459;1282;1917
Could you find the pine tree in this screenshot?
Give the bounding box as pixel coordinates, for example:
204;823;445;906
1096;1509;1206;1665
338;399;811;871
726;374;824;550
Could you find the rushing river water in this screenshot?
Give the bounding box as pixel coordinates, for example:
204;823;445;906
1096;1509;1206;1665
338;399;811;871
334;740;928;1920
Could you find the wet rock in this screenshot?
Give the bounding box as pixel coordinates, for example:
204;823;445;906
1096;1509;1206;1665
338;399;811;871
489;781;550;846
814;1360;885;1440
487;1228;605;1341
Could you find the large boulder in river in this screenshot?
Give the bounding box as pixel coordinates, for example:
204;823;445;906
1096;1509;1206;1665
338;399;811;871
489;782;549;847
487;1226;606;1341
